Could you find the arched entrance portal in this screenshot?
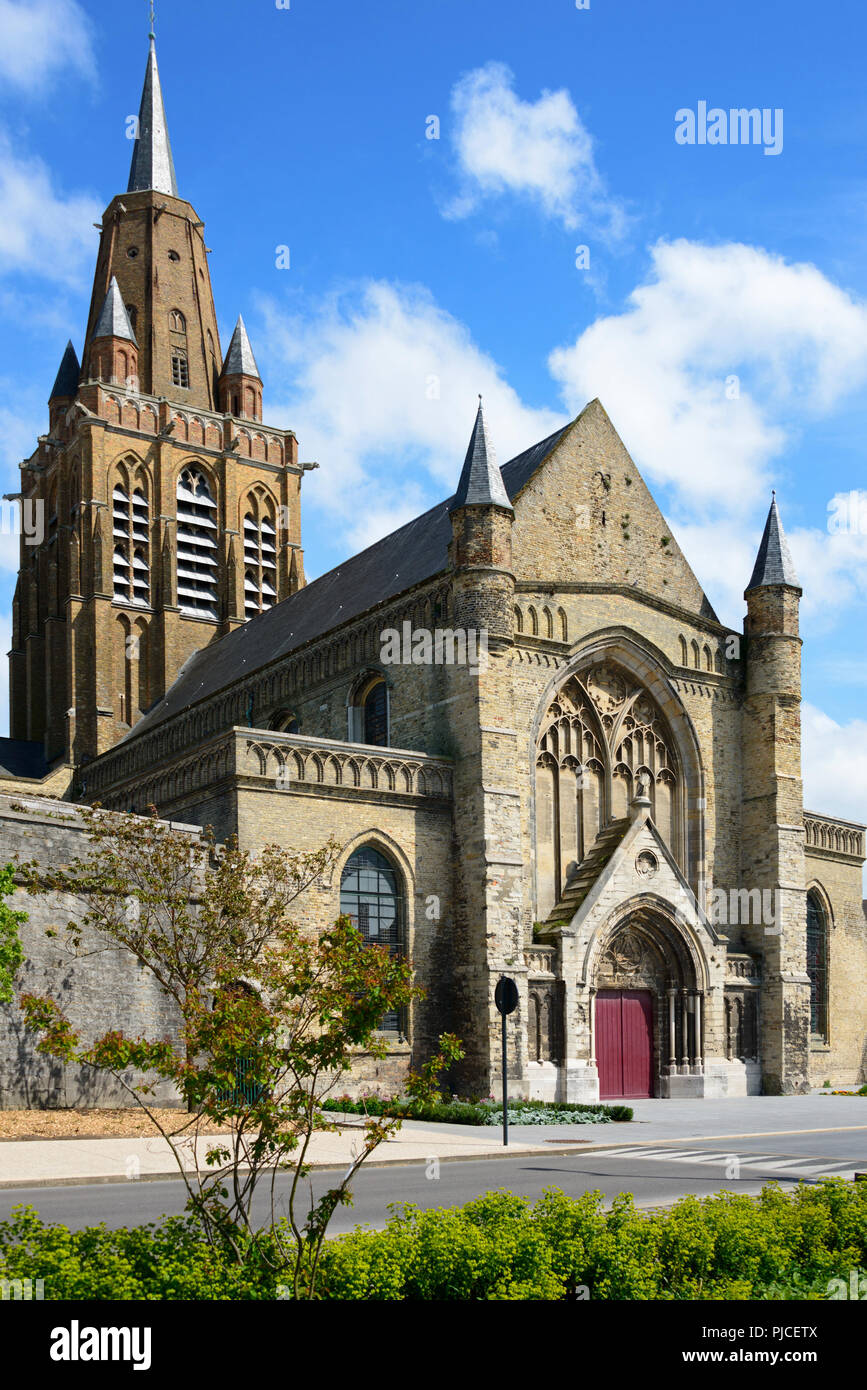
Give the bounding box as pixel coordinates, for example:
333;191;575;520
591;910;703;1100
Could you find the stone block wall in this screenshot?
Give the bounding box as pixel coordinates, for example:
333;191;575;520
0;797;187;1109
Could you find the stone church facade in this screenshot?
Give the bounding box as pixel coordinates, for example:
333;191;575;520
0;35;864;1107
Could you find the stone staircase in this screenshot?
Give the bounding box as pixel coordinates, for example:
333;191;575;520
541;818;630;930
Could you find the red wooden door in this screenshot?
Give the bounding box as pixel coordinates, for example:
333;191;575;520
596;990;653;1099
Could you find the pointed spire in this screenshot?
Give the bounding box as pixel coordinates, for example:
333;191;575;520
127;37;178;197
221;316;261;379
49;340;80;401
746;493;800;593
449;397;513;513
92;277;138;344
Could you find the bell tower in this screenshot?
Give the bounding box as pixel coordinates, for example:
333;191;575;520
9;22;307;773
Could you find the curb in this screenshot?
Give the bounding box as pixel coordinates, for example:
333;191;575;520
0;1143;585;1189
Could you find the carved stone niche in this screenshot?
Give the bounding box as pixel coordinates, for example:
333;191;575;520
527;981;565;1064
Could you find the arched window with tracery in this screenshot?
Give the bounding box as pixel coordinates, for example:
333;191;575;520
112;466;150;606
535;662;683;921
177;466;218;618
806;890;829;1042
242;493;277;619
339;846;405;1033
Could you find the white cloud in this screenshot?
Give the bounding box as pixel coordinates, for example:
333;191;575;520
443;61;625;235
0;135;101;285
549;239;867;514
661;505;867;634
802;703;867;831
263;280;564;551
788;518;867;624
0;0;94;91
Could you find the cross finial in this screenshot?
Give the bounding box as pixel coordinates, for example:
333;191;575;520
149;1;155;40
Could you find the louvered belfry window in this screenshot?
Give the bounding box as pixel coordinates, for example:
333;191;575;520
176;467;219;619
113;482;150;606
243;503;277;619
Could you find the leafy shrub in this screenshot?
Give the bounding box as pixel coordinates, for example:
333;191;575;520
319;1178;867;1301
4;1179;864;1301
0;1207;280;1301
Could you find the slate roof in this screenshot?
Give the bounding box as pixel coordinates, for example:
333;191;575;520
221;316;261;379
49;340;80;401
127;37;178;198
92;277;138;345
449;399;512;513
746;494;800;593
0;739;50;780
127;419;571;740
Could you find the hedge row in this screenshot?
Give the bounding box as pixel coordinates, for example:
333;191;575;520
319;1096;634;1124
1;1178;865;1300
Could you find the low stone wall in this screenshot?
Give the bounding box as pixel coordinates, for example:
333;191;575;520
0;796;187;1109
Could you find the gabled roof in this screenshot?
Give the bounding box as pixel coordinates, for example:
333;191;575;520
127;38;178;197
449;399;513;513
126;420;571;740
221;316;261;379
92;277;138;345
746;494;800;593
49;340;80;401
547;808;722;948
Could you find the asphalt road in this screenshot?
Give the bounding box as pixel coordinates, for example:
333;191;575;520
2;1129;864;1234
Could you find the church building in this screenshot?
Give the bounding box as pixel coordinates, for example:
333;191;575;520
0;33;864;1107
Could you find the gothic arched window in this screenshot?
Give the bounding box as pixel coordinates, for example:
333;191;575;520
339;846;404;1033
242;495;277;619
534;662;683;921
347;674;389;746
176;467;218;619
113;473;150;606
806;891;829;1041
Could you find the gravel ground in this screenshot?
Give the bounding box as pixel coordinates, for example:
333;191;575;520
0;1109;230;1140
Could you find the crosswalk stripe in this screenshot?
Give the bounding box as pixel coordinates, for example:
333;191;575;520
600;1145;857;1177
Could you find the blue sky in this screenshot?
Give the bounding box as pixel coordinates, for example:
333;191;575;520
0;0;866;827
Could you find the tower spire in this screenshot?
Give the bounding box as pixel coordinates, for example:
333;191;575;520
127;27;178;197
745;494;800;594
449;397;513;513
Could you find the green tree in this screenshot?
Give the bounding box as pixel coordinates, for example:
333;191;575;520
0;864;26;1005
17;807;458;1296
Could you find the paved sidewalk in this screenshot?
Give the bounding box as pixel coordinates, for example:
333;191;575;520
0;1095;864;1188
0;1118;555;1188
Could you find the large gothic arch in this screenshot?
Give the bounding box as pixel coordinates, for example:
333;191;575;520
531;633;706;919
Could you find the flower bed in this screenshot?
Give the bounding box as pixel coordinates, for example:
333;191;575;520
319;1095;633;1124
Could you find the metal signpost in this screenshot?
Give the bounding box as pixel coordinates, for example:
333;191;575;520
494;975;519;1147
